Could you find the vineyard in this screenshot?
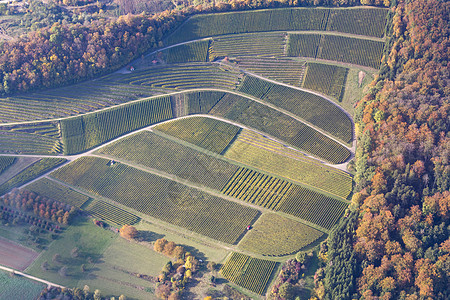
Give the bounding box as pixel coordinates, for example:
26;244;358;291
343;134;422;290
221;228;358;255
237;75;353;143
210;32;286;59
60;95;173;154
0;130;62;154
25;178;90;208
220;252;278;295
236;56;306;87
224;130;353;199
186;91;226;114
286;34;322;58
209;93;352;163
84;200;141;226
221;167;291;210
0;157;15;174
238;213;324;256
303;63;348;101
154;116;241;154
96;131;239;191
162;40;210;63
277;185;348;230
0;158;67;196
114;63;242;91
50;156;260;244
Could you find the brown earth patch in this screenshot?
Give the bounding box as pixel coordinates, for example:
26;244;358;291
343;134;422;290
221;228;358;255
0;237;39;271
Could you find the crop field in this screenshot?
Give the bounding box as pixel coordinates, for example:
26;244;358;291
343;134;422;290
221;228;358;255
25;177;90;208
163;40;210;63
209;93;351;163
0;82;156;123
277;185;348;230
186;91;226;114
286;34;321;58
326;7;388;38
112;63;241;90
154;116;241;154
319;35;384;69
84;200;141;226
60;95;173;154
0;157;16;174
0;269;44;300
0;130;62;154
303;63;348;101
224;130;353;199
167;8;329;44
50;157;260;244
0;158;67;196
96;131;239;191
210;32;286;58
237;75;353;142
222;167;291;210
236;56;306;86
220;252;278;295
238;213;324;256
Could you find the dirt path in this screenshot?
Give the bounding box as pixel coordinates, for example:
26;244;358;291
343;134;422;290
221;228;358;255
0;264;65;289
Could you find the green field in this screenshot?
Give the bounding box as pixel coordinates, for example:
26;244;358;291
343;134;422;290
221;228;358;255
186;90;226;114
25;178;91;208
154;116;241;154
96;131;239;191
163;40;211;63
238;213;324;256
0;270;45;300
84;200;141;226
209;93;352;163
303;63;349;101
0;157;16;174
50;157;260;244
220;252;278;295
224;130;353;199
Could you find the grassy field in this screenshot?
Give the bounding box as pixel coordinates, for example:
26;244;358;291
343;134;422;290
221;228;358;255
238;213;324;256
0;270;45;300
0;157;15;175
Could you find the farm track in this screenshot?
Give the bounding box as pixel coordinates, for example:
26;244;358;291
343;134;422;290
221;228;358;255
0;265;65;289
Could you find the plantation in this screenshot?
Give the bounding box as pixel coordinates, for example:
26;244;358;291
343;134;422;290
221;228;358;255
25;178;90;208
237;75;353;143
0;158;67;196
50;157;260;244
209;93;352;163
162;40;211;64
238;213;324;256
0;157;15;174
303;63;348;101
96;131;239;191
286;34;322;58
277;185;348;230
154;116;241;154
84;200;140;226
186;90;226;114
60;95;173;154
220;252;278;295
167;8;329;44
225;130;353;199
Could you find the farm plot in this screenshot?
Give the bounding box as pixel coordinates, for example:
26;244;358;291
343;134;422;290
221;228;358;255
319;35;384;69
60;95;173;154
224;130;353;199
97;131;239;191
116;63;241;90
210;32;286;58
0;269;45;300
84;200;140;226
0;81;156;123
162;40;210;63
237;75;353;143
50;157;260;244
221;167;291;210
236;56;306;86
326;7;388;38
277;185;348;230
167;8;329;44
154;116;241;154
0;157;16;174
209;93;351;163
0;158;67;196
25;178;90;208
220;252;278;295
0;237;39;271
186;90;226;114
303;62;348;101
238;213;324;256
0;131;62;154
286;34;321;58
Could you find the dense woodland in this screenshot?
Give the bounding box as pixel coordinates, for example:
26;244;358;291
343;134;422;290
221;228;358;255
318;0;450;299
